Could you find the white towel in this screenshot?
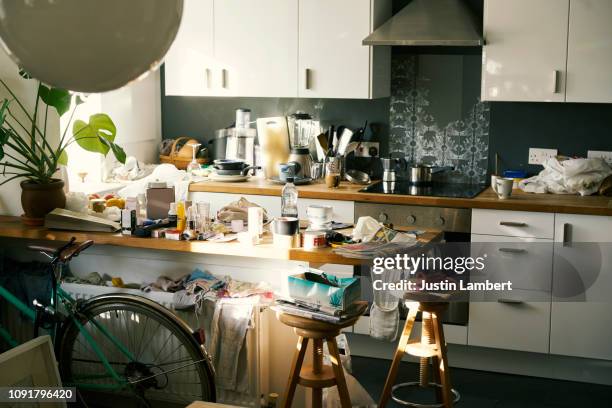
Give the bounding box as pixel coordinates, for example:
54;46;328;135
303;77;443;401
209;300;254;392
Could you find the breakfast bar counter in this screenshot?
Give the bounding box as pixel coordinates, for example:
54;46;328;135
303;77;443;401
190;179;612;216
0;216;441;266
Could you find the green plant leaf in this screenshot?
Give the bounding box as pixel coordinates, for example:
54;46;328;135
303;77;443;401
39;84;71;116
57;149;68;166
73;119;109;155
0;99;9;127
73;113;118;159
0;128;9;145
99;138;126;164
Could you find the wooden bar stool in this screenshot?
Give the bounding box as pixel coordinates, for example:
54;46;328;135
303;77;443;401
276;302;367;408
379;301;460;408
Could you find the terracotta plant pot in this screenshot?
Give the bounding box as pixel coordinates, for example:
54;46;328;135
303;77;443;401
20;179;66;226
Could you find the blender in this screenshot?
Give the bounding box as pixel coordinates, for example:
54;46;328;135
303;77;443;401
287;112;318;179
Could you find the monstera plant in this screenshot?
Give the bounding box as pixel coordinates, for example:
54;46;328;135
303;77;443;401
0;70;125;225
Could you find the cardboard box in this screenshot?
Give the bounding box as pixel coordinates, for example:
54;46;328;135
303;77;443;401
287;271;360;311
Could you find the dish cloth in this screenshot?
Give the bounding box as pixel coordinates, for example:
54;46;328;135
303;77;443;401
209;299;254;392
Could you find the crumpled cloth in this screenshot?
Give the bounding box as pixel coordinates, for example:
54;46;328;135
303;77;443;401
209;299;255;392
519;157;612;196
216;197;268;223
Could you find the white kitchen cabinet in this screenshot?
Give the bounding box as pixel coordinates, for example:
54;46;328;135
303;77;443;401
566;0;612;103
469;234;553;353
481;0;569;102
214;0;298;97
550;214;612;360
164;0;215;96
298;0;391;99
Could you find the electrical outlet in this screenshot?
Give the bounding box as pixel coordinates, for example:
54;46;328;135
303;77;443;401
528;148;558;165
587;150;612;165
354;142;379;158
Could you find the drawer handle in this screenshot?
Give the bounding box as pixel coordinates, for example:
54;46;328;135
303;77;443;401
497;298;524;305
498;248;527;254
499;221;527;227
563;223;572;247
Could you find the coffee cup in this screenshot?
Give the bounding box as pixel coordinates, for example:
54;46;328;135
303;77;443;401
495;178;514;199
272;216;299;236
278;162;301;182
491;174;499;193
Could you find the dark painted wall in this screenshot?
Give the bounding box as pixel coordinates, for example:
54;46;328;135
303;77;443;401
488;103;612;175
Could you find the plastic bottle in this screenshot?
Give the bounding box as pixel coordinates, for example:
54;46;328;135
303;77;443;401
281;177;298;218
176;201;186;232
168;202;177;227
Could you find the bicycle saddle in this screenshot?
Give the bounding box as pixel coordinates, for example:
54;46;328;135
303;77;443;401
28;238;94;262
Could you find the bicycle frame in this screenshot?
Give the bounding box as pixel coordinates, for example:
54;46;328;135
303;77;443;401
0;278;136;390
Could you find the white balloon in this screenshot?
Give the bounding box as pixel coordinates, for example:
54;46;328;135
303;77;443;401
0;0;183;92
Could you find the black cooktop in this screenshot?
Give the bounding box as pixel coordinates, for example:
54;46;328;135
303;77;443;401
360;181;488;199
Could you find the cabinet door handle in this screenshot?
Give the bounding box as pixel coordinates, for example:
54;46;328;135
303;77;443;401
221;68;228;89
499;221;527;227
498;248;527;254
205;68;211;89
563;223;572;247
497;298;524;305
304;68;311;90
551;70;560;94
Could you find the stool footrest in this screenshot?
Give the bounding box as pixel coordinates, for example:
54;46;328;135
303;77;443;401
391;382;460;408
405;341;438;358
299;364;336;388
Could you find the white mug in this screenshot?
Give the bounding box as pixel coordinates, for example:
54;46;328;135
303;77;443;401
495;178;514;199
491;175;499;193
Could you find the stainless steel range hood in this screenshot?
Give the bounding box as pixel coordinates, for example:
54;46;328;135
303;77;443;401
363;0;483;47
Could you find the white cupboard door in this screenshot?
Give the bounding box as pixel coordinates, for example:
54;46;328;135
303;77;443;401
164;0;215;96
550;214;612;360
214;0;298;97
482;0;569;102
298;0;372;99
566;0;612;103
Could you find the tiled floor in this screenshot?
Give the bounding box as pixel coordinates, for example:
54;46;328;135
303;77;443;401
351;356;612;407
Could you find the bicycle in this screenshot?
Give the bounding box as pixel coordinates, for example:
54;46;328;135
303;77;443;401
0;237;216;407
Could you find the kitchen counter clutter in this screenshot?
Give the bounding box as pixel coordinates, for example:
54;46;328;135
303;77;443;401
0;216;441;266
190;179;612;216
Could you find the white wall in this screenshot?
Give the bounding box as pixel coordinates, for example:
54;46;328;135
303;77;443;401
64;69;162;187
0;49;60;216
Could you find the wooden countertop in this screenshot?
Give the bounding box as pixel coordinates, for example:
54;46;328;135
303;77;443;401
0;216;441;266
190;179;612;216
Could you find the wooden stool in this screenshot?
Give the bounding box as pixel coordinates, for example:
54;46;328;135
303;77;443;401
379;301;460;408
277;303;367;408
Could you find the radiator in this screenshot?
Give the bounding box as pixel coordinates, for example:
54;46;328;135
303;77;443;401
2;283;267;407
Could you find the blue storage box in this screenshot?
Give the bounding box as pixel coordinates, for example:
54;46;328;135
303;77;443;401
287;270;360;311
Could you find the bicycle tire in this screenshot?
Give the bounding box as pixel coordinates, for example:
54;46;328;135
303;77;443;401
56;293;215;407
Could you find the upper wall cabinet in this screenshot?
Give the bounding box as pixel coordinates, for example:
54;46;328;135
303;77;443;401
164;0;215;97
565;0;612;103
298;0;391;99
481;0;569;102
164;0;390;99
482;0;612;103
214;0;298;97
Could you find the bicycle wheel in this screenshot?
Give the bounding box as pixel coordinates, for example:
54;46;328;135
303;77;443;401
56;294;215;408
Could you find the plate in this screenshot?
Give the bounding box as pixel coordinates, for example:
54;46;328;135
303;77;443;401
209;173;249;182
268;177;313;185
